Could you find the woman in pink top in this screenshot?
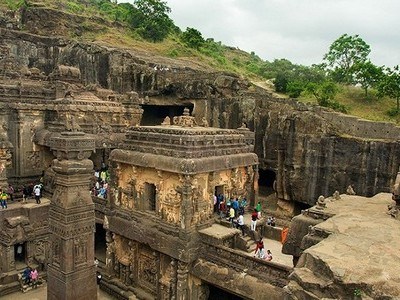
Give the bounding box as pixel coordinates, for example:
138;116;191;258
30;268;38;288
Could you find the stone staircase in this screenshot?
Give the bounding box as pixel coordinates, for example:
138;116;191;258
243;235;257;254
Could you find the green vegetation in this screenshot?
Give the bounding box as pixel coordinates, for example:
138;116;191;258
1;0;399;123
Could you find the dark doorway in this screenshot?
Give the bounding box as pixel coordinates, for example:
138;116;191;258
14;242;26;270
208;284;244;300
258;168;276;196
143;183;157;211
95;223;107;263
294;201;311;215
140;104;194;126
215;185;225;197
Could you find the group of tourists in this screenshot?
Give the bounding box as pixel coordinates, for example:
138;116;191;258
21;266;39;288
22;183;43;204
0;182;43;208
215;195;248;218
92;165;110;199
254;238;273;261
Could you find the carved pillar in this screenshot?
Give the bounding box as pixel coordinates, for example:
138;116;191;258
179;175;192;231
0;147;12;189
105;230;115;277
176;261;189;300
47;131;97;300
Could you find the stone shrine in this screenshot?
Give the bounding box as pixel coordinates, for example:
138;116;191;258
103;114;259;298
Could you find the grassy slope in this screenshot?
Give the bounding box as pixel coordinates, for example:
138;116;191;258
2;0;399;124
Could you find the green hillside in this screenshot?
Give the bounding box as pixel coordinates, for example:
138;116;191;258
2;0;399;124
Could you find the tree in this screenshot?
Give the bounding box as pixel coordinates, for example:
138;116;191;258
353;61;383;97
181;27;205;49
377;66;400;112
132;0;174;42
306;80;339;108
323;34;371;84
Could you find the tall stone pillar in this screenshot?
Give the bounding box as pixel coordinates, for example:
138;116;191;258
176;261;189;300
47;132;97;300
0;145;12;190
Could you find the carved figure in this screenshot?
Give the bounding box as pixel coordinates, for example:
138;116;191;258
161;116;171;126
332;190;341;201
315;195;326;210
346;185;356;195
200;117;209;127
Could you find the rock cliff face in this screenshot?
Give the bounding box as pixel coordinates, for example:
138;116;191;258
254;95;400;204
283;193;400;299
0;5;399;206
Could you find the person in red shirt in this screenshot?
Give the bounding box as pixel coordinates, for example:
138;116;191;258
250;208;258;231
254;238;265;258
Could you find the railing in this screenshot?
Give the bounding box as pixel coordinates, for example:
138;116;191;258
200;243;291;288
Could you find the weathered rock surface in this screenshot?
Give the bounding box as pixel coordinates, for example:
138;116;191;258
284;193;400;299
0;5;399;206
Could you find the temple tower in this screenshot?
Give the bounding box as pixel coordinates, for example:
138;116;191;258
47;131;97;300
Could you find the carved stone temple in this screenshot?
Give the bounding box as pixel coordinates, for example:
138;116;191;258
103;114;260;298
1;5;400;298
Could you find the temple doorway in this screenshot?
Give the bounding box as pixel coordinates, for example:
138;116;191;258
208;284;244;300
95;223;107;263
14;242;27;270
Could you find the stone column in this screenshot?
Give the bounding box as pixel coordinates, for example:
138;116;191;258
47;131;97;300
176;261;189;300
0;146;12;190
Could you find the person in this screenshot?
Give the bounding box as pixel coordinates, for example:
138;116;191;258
250;208;258;231
0;189;8;209
7;184;14;202
22;185;30;202
34;185;41;204
240;197;247;211
254;239;265;259
96;272;102;284
23;267;31;285
265;249;273;261
236;212;245;236
30;268;38;288
256;201;262;218
219;199;226;218
94;258;99;268
232;198;239;217
227;205;235;227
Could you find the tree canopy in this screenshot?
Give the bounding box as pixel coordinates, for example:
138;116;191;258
323;34;371;84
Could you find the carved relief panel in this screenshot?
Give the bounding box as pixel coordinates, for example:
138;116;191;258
138;246;158;293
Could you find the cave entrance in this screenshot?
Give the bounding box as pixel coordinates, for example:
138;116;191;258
294;201;311;215
258;168;276;197
140;104;194;126
95;223;107;264
207;284;244;300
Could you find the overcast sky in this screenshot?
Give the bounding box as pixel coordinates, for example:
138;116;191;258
119;0;400;67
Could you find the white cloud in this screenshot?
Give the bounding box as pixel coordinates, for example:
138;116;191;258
118;0;400;67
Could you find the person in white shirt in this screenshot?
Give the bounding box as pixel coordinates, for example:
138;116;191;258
236;213;245;236
34;185;41;204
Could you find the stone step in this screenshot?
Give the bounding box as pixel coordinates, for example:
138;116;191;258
243;236;257;253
